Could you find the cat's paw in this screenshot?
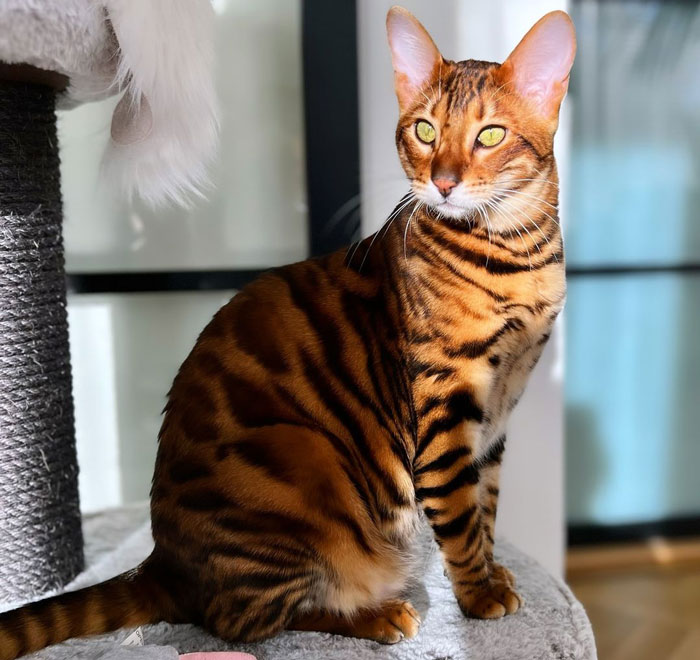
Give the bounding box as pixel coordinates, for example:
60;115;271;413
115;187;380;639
291;599;420;643
457;565;522;619
361;600;422;644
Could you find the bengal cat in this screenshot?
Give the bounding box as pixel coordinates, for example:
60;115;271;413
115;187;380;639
0;7;575;657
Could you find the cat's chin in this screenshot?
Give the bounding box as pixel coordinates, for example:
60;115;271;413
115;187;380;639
428;200;475;223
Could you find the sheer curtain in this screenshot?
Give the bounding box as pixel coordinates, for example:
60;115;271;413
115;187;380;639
566;1;700;528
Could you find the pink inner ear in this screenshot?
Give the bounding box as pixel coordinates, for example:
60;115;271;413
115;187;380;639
391;29;437;88
507;12;576;114
387;10;441;94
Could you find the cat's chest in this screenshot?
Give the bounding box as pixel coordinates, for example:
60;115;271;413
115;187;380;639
482;320;552;412
478;309;555;441
407;264;565;454
450;284;564;451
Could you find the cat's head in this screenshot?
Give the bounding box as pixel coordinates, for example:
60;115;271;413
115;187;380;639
386;7;576;228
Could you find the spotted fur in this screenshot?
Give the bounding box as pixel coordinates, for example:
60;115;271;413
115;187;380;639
0;7;575;657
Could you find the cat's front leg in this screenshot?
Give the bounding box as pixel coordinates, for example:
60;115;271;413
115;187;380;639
476;435;521;607
414;424;521;619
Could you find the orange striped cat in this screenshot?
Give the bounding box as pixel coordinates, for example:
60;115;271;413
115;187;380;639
0;7;575;657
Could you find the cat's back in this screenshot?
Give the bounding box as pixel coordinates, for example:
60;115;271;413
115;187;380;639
149;246;405;554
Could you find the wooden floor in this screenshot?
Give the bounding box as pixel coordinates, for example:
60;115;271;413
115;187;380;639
567;542;700;660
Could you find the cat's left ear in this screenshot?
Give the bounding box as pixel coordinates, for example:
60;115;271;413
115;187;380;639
386;6;443;111
498;11;576;120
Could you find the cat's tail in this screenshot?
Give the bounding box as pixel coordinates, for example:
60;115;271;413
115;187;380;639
0;554;179;660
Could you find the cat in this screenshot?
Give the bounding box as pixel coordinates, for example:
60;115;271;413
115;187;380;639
0;6;575;657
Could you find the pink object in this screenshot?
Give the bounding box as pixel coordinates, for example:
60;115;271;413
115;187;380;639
180;654;257;660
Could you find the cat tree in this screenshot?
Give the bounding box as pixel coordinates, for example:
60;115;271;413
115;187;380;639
0;0;217;605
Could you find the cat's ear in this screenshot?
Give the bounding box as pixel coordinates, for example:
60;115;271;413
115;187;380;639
498;11;576;120
386;6;443;111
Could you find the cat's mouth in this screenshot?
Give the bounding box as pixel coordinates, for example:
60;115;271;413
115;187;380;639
430;198;476;221
412;181;510;224
411;182;481;221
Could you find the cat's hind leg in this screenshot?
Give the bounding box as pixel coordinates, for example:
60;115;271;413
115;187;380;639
291;599;421;644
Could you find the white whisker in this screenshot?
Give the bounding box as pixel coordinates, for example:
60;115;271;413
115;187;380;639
497;197;560;264
348;193;415;270
489;187;559;212
403;201;423;262
358;197;418;273
490;188;561;226
497;197;554;246
493;198;542;255
489;79;519;105
485;199;531;271
500;177;559;186
481;203;493;267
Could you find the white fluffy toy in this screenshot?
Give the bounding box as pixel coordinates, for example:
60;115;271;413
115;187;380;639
0;0;219;207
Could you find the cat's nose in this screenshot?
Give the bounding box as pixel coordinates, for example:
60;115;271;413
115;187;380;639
432;176;458;198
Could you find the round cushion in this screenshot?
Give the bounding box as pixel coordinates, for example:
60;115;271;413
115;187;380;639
5;504;597;659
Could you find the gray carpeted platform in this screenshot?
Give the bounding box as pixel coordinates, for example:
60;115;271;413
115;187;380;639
6;503;597;660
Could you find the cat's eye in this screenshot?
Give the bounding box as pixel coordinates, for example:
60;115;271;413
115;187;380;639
415;120;436;144
477;126;506;147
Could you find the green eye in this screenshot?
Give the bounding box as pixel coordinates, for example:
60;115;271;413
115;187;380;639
477;126;506;147
416;120;436;144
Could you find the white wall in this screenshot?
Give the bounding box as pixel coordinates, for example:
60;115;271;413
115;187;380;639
69;291;236;512
357;0;570;576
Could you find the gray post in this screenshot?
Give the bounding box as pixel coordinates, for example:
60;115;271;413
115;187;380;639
0;80;84;603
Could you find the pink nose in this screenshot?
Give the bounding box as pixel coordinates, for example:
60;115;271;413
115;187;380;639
432;177;458;197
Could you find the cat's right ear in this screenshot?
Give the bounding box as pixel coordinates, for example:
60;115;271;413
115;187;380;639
497;11;576;121
386;7;442;111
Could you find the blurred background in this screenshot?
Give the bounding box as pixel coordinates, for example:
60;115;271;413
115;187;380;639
57;1;699;657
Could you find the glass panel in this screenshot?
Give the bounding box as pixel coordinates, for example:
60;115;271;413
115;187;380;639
565;273;700;525
68;291;235;512
566;1;700;267
60;0;308;273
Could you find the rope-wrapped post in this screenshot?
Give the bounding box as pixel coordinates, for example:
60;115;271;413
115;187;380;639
0;80;84;603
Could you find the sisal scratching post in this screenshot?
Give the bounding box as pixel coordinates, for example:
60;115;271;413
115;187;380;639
0;0;217;606
0;80;83;602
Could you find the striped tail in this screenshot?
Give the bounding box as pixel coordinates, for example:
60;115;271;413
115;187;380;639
0;557;174;660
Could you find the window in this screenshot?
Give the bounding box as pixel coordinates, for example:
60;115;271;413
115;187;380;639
566;0;700;538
